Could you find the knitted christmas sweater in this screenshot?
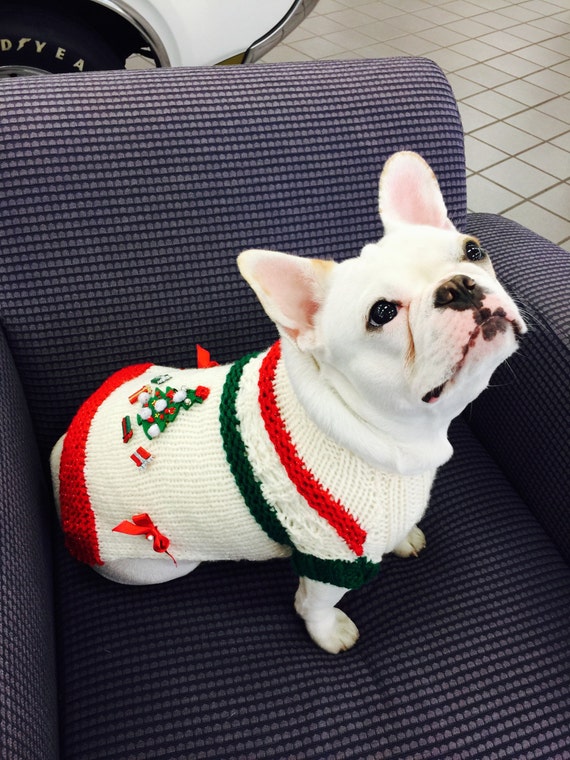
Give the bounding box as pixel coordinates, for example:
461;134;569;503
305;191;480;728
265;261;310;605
54;341;434;589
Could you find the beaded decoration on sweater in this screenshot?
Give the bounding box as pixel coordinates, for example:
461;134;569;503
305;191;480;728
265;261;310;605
54;342;434;589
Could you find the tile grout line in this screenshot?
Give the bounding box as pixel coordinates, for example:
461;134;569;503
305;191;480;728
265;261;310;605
264;0;570;247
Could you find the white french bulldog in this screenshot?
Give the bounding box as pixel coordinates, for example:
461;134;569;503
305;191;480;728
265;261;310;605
51;151;525;653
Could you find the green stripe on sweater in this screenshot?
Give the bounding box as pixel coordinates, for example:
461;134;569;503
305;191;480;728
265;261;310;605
219;351;292;548
218;349;381;590
291;551;381;590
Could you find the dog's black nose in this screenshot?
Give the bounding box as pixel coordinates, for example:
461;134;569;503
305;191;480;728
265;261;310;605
434;275;484;311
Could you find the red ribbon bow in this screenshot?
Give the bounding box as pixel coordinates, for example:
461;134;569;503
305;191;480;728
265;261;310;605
196;344;220;369
113;513;177;565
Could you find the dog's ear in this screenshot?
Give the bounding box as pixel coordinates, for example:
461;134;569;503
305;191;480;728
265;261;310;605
237;250;335;350
378;151;456;233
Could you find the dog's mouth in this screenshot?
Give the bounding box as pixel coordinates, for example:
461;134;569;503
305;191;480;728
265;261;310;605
422;383;447;404
421;309;523;405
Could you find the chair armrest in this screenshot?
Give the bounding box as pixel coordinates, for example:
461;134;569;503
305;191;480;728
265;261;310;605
464;212;570;563
0;329;59;759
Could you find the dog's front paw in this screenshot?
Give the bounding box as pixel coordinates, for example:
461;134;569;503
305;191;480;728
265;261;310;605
305;609;360;654
294;577;357;653
392;525;426;558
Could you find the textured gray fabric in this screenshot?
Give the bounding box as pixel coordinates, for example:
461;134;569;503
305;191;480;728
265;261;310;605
1;58;465;459
0;59;568;760
465;213;570;564
54;420;570;759
0;329;59;759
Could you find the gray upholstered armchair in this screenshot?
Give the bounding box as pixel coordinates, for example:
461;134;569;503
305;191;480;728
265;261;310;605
1;58;569;759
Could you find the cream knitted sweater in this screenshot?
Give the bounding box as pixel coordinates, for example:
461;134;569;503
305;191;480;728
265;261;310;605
54;342;434;589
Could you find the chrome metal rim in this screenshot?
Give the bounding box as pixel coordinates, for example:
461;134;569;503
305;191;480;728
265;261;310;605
0;64;50;78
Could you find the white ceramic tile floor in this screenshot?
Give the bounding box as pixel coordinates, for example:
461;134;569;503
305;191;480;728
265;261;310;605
260;0;570;250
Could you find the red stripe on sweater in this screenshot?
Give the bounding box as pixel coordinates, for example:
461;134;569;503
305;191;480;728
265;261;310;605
59;363;152;566
258;342;367;557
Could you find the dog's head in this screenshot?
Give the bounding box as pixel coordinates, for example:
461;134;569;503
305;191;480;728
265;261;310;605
238;152;526;474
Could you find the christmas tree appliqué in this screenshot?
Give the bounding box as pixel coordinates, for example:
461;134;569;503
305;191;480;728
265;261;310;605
136;384;210;440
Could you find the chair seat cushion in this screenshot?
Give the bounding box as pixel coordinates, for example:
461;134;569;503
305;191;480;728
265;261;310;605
55;418;570;759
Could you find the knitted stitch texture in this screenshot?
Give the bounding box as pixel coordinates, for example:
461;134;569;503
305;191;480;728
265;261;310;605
58;363;152;566
53;342;435;589
235;345;434;576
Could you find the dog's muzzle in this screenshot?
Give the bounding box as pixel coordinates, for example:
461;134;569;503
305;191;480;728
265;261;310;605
434;274;523;336
421;275;524;405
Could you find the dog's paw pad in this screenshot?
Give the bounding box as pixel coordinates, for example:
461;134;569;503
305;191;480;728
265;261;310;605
393;526;426;558
307;609;359;654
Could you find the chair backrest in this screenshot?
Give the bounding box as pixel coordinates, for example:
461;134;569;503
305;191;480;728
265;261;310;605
0;58;466;457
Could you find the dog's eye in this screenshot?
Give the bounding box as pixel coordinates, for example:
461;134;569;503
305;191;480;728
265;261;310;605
368;300;399;328
465;240;486;261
